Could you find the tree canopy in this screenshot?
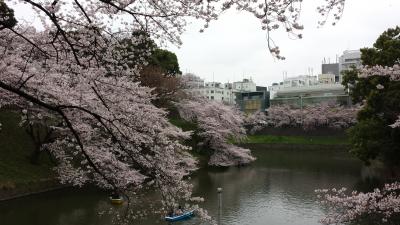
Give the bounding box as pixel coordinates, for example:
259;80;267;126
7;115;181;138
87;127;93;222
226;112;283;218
343;27;400;167
0;1;17;30
150;49;181;76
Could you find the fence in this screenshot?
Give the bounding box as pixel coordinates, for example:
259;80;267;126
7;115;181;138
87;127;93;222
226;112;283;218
270;95;350;108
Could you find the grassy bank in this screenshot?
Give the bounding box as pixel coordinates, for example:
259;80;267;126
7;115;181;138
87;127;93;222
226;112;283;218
245;134;348;145
0;110;57;199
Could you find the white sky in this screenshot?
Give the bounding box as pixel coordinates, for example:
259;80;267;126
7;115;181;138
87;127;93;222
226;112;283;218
167;0;400;87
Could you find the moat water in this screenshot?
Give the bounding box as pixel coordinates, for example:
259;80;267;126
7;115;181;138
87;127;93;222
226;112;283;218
1;147;377;225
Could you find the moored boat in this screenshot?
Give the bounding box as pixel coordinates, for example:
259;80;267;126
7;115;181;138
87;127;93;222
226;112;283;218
109;196;123;205
165;210;195;222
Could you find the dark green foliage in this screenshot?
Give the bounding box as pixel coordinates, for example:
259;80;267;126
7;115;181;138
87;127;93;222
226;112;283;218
149;48;181;76
120;31;181;77
348;119;396;165
0;1;17;30
343;27;400;167
361;26;400;67
169;115;213;166
342;69;390;104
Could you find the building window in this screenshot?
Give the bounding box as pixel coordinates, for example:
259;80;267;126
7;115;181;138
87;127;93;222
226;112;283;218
222;97;224;100
211;96;214;100
211;90;214;93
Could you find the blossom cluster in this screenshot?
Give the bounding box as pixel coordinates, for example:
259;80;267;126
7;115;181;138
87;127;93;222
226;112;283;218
359;65;400;81
264;103;360;131
316;182;400;224
390;116;400;128
243;111;268;134
176;96;255;166
358;65;400;128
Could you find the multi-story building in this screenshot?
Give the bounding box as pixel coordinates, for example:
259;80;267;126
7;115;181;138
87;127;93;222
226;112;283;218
268;73;348;107
322;63;340;82
180;73;204;89
282;75;319;88
203;82;235;104
182;74;268;112
232;78;257;92
235;86;270;113
339;50;362;73
268;75;319;99
320;50;362;83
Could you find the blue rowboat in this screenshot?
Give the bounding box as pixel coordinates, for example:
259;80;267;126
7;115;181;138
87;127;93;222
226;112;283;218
165;210;195;222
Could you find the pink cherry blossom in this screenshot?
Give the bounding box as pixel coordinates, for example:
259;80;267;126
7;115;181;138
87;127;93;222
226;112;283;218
316;182;400;224
264;103;360;130
176;96;255;166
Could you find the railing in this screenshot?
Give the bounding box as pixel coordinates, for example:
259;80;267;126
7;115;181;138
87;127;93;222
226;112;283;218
270;95;350;108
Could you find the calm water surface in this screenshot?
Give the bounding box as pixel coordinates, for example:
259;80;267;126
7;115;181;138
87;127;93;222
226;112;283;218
0;147;372;225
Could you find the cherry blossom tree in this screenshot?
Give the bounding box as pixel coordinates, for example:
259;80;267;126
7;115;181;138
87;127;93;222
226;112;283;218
176;97;255;166
263;103;360;131
316;183;400;225
243;110;268;134
0;0;204;216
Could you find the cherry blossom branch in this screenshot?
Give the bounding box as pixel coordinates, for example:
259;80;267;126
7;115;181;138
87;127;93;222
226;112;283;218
316;183;400;224
0;80;120;189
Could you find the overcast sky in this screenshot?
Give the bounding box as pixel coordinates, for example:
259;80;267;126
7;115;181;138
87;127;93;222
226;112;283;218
167;0;400;87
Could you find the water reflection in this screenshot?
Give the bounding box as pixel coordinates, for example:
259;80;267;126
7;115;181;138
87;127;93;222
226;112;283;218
0;148;370;225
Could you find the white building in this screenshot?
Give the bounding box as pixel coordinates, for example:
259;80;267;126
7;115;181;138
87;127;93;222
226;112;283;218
274;83;346;98
181;73;204;89
181;74;264;105
203;82;235;104
318;73;336;84
282;75;319;88
181;75;259;105
268;83;283;99
268;73;347;100
232;78;257;92
181;74;236;105
339;50;362;72
268;75;319;99
337;50;362;83
320;49;362;83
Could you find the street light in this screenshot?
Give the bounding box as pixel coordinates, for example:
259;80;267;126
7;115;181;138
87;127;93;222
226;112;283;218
299;95;303;124
347;83;353;106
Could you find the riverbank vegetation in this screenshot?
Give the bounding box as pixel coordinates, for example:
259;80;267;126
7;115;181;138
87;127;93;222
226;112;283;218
0;110;57;199
245;103;360;133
